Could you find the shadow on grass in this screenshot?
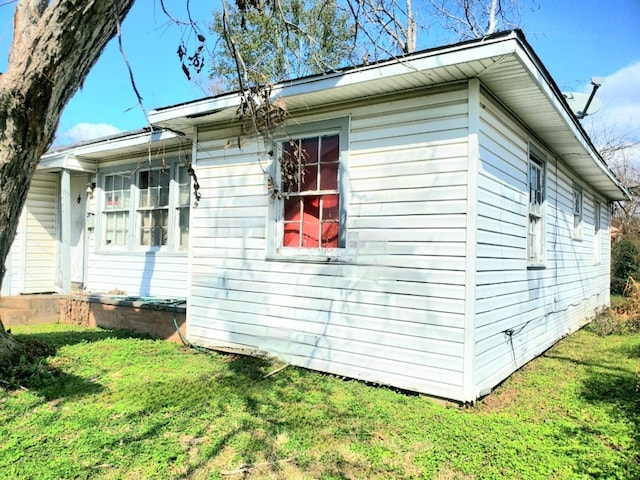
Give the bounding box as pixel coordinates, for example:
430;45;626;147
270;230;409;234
12;327;150;350
3;327;150;402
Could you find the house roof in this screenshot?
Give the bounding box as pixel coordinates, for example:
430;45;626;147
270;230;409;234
40;127;188;172
148;29;628;201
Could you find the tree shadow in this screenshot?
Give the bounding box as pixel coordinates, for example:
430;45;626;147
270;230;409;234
1;328;149;402
11;326;150;350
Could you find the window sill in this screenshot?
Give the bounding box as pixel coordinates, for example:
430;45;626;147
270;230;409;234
267;249;353;264
96;249;188;256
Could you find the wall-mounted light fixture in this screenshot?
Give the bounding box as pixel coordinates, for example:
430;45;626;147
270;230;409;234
86;182;96;198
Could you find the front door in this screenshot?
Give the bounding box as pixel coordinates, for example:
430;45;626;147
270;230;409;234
70;175;88;288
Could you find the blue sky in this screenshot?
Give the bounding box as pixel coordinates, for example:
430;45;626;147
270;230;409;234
0;0;638;145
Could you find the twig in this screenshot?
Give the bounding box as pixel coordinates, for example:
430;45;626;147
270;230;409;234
262;363;289;379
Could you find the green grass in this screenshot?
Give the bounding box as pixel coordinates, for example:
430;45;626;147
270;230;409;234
1;321;639;479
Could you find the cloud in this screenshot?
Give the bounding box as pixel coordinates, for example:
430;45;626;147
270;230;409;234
57;122;123;145
583;61;640;143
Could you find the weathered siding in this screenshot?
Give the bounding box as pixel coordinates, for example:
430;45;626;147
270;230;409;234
20;171;59;293
188;86;471;400
473;91;611;395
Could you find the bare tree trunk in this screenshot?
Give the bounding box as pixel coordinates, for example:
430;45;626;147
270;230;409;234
0;0;135;363
405;0;416;53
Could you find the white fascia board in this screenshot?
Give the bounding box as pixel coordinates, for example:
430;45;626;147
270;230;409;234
38;153;97;173
72;129;182;157
149;34;520;126
149;95;243;125
512;42;629;201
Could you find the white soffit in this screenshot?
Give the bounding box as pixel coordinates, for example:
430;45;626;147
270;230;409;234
149;31;627;201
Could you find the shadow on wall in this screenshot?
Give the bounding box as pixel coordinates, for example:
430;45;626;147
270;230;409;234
140;250;156;297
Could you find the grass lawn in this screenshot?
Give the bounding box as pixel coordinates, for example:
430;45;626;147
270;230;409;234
1;320;638;479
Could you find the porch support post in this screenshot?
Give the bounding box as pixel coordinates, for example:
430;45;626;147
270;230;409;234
60;169;71;294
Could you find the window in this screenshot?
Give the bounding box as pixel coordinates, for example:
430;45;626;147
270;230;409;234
103;173;131;246
270;120;347;259
573;185;583;239
528;147;546;266
594;201;601;264
138;169;170;247
176;166;190;249
100;160;190;251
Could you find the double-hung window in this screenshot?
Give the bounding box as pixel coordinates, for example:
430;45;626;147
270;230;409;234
100;160;190;251
270;119;347;260
573;185;583;240
138;169;170;247
103;173;131;247
528;146;546;267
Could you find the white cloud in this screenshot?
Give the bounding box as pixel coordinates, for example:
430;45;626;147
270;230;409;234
583;61;640;144
57;122;123;145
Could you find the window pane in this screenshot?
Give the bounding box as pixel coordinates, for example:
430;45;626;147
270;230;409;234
120;190;130;209
105;175;113;191
178;208;189;249
301;196;320;247
301;163;318;191
178;165;190;184
159;186;170;206
139;190;148;208
284;197;301;222
301;137;319;165
321;222;339;248
320;135;339;162
303;196;320;220
139;171;149;190
322;195;340;220
301;220;319;247
283;223;301;247
319;161;338;190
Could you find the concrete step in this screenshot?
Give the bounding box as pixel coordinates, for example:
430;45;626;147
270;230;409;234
0;295;60;326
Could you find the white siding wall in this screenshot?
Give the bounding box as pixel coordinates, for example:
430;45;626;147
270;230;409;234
84;252;189;298
84;159;189;299
473;91;611;395
2;220;21;296
189;87;471;400
19;171;59;293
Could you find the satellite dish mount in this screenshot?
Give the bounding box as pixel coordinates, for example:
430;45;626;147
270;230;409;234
562;77;603;120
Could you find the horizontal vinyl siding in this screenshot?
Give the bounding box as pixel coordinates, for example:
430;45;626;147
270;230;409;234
21;172;58;293
84;252;189;298
189;87;470;401
473;92;611;395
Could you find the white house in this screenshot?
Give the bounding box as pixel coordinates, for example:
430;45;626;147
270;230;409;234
3;30;628;402
2;127;192;299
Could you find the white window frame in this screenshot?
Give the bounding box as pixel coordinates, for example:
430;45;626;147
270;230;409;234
267;118;350;262
137;168;171;248
594;201;601;264
573;184;583;240
527;144;546;268
102;172;132;251
98;159;191;253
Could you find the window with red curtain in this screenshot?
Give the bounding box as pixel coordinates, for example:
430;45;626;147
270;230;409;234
281;134;340;248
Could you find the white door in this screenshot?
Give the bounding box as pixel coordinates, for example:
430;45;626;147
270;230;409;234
70;175;88;286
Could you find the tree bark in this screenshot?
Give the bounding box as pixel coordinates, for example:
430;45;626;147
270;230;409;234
0;0;135;363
